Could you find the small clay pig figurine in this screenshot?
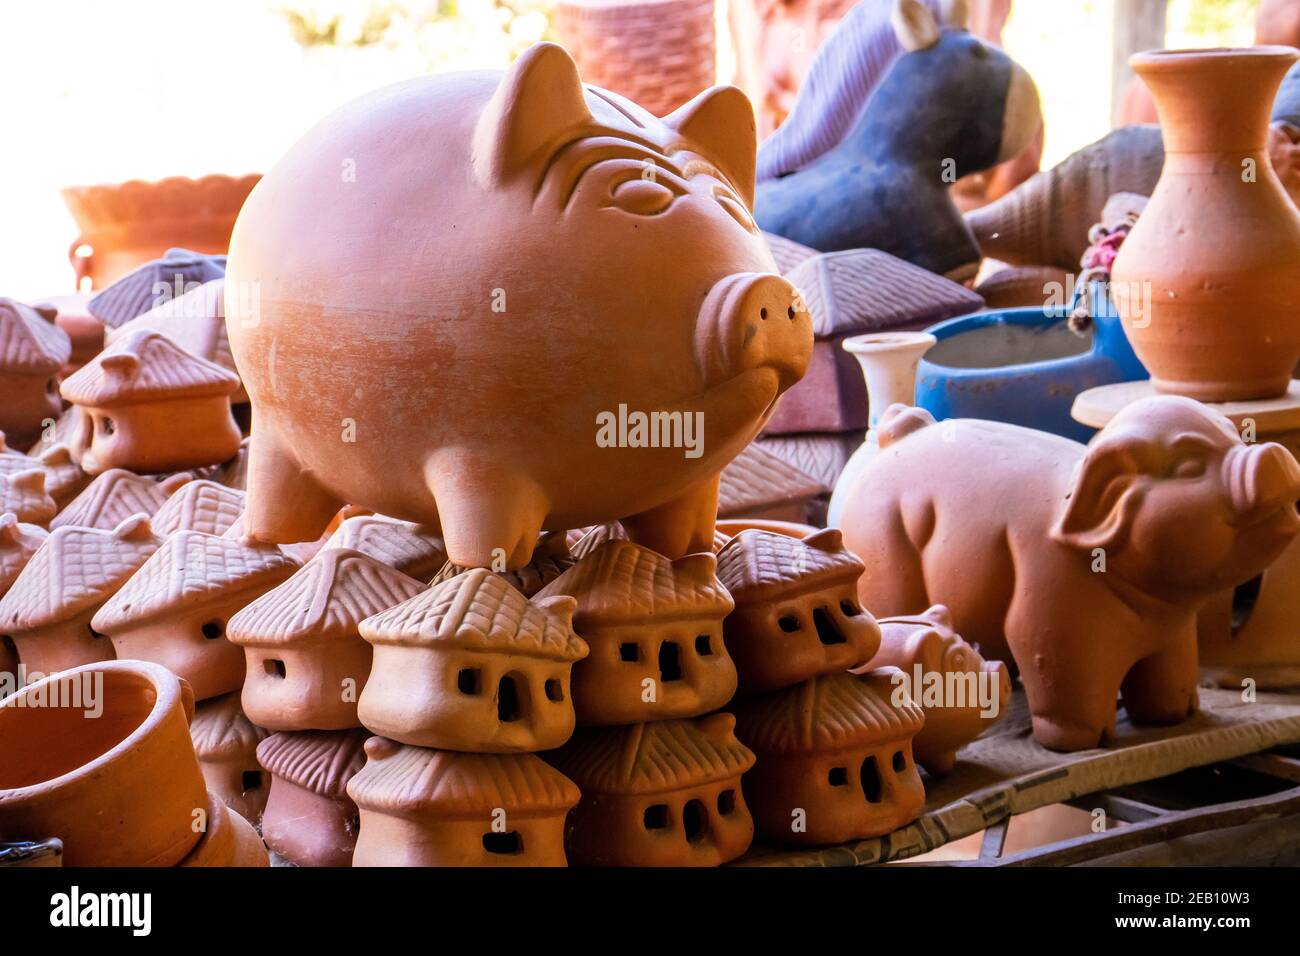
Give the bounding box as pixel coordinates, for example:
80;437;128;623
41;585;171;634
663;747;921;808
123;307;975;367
841;397;1300;752
226;42;813;568
856;604;1011;775
754;0;1041;278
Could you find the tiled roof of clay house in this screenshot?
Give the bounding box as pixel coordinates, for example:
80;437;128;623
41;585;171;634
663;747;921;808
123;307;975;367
360;567;587;661
0;298;71;373
0;514;48;598
785;249;984;337
31;445;89;506
716;529;866;603
256;728;370;799
229;548;424;647
347;737;580;818
108;280;236;378
51;469;190;530
534;539;733;626
92;530;299;631
718;443;827;517
733;670;925;756
547;714;755;795
150;479;245;536
567;521;627;560
190;692;269;762
429;531;574;597
86;246;228;329
0;470;55;526
321;514;447;580
61;328;239;406
0;436;39;477
0;515;160;630
763;231;819;275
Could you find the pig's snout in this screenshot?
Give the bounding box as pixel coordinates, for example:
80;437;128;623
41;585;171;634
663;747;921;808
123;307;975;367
1226;441;1300;525
985;659;1013;718
695;273;812;391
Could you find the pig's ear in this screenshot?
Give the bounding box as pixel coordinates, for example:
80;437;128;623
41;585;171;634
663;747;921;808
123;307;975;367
1051;446;1144;553
473;42;592;188
893;0;942;51
665;86;757;209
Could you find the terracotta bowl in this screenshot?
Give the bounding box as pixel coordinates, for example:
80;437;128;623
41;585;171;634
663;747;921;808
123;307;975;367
0;660;208;866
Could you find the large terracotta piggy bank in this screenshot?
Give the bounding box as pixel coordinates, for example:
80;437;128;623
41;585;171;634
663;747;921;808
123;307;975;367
841;396;1300;752
225;43;812;568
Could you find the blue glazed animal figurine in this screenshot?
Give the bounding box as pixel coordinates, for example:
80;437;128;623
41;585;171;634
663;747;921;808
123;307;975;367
754;0;1041;280
914;281;1148;442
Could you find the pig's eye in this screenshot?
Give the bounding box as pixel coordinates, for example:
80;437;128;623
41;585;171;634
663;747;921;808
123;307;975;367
1171;457;1206;479
610;178;676;216
714;188;757;231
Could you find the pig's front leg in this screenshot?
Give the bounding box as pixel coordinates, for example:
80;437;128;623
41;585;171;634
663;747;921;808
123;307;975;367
621;473;720;558
425;450;549;569
1120;624;1200;725
243;424;344;545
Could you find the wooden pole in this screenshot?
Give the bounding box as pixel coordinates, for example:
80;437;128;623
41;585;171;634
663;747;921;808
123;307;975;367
1112;0;1168;127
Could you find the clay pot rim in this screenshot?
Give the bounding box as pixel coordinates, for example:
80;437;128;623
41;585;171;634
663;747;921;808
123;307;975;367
0;660;185;797
1131;46;1299;73
842;331;937;355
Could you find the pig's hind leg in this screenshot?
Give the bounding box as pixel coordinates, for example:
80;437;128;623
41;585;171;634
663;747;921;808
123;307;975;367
426;451;549;569
848;494;933;619
243;429;344;545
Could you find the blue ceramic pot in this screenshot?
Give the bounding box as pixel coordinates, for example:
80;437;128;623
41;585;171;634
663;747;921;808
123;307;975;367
915;282;1148;442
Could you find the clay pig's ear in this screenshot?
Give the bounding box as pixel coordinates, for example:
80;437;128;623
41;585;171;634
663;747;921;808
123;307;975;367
472;42;593;188
1051;445;1144;553
893;0;941;51
665;86;758;208
940;0;970;30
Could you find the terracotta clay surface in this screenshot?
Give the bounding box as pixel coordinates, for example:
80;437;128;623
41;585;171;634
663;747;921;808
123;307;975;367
348;736;581;867
150;478;245;536
717;529;879;695
226;42;811;568
92;530;299;700
0;516;160;675
32;446;91;509
230;548;424;731
1112;47;1300;401
321;513;447;580
433;530;577;597
718;442;827;522
359;568;587;751
0;660;207;866
61;328;242;475
175;787;268;868
29;293;103;377
0;470;56;526
0;299;71;451
257;728;368;866
536;539;736;726
51;469;189;530
546;713;756;866
841;398;1300;751
859;604;1011;775
733;669;925;845
0;513;47;602
189;692;271;825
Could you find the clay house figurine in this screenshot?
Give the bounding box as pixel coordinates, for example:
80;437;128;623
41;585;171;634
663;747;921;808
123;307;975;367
31;446;90;509
348;736;581;867
431;530;575;597
150;478;245;536
257;728;369;866
0;515;160;675
857;604;1010;776
51;469;190;531
91;530;300;701
0;470;55;526
59;328;241;475
190;691;271;825
535;540;736;727
716;529;881;696
546;714;756;866
0;513;46;602
733;669;926;846
321;512;447;580
358;568;587;752
229;548;425;731
0;298;71;451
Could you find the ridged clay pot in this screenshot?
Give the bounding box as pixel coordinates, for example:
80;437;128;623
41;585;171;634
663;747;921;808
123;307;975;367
1111;47;1300;402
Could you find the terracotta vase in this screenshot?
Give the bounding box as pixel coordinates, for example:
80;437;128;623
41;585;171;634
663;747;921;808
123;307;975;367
826;331;935;527
226;42;812;568
349;737;580;867
0;660;208;866
840;398;1300;751
61;174;258;290
1111;47;1300;401
551;0;716;118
